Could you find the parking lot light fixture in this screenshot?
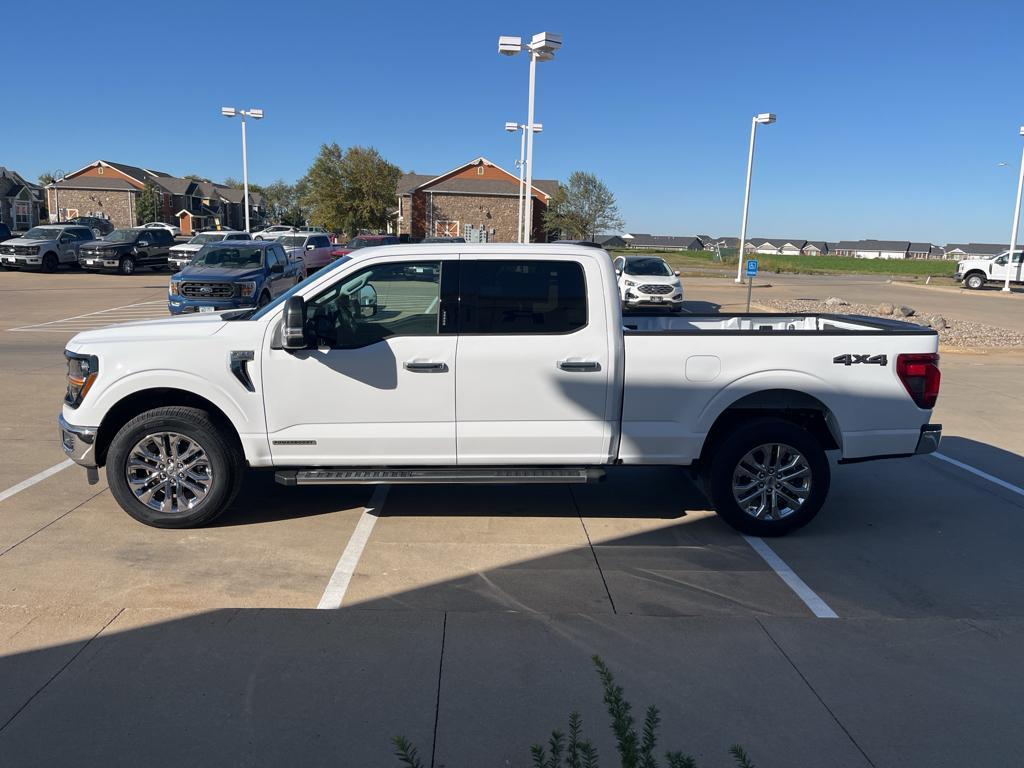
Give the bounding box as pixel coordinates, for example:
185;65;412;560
499;32;561;243
220;107;264;233
735;112;776;283
1002;125;1024;293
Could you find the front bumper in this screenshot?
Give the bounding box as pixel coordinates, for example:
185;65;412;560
624;291;684;307
59;414;100;483
1;254;43;268
168;296;255;315
79;254;123;270
914;423;942;455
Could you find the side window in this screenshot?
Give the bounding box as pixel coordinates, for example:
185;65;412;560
460;260;587;335
238;232;251;240
265;248;280;269
305;261;442;349
314;236;330;248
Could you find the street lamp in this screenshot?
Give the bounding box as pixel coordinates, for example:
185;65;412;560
220;106;264;232
1003;125;1024;293
505;120;543;242
735;112;776;283
499;32;562;243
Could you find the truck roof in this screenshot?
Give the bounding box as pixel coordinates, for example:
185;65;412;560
352;242;610;258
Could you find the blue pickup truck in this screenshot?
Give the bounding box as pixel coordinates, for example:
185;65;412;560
168;240;302;315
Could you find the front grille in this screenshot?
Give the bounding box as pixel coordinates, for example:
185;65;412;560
639;284;672;295
181;282;235;299
82;249;112;258
0;245;13;255
3;245;39;256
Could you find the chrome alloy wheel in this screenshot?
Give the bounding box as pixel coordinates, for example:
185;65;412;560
731;443;811;521
126;432;213;514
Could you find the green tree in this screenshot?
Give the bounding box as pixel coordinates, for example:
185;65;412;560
38;169;66;186
543;171;624;241
185;174;212;183
299;144;400;235
261;179;305;226
135;181;161;225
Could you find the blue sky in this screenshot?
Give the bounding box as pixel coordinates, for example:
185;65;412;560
4;0;1024;243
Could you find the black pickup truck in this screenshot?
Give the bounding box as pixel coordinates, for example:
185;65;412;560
78;227;175;275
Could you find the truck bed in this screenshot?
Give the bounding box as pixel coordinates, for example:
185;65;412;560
618;312;938;465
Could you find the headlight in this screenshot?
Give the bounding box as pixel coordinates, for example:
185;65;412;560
169;281;180;296
624;279;638;287
239;281;257;298
65;352;99;408
29;245;41;255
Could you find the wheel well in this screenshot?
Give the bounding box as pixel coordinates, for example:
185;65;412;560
964;270;986;279
95;388;243;467
699;389;840;467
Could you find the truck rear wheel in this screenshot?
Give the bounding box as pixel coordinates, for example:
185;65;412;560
106;406;242;528
707;418;829;536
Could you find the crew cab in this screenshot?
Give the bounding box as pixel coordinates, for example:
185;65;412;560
169;230;250;271
955;249;1023;289
1;224;94;271
613;254;684;311
79;227;175;274
58;244;942;536
168;240;300;314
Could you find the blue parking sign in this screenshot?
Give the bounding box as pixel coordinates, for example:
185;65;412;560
745;259;758;277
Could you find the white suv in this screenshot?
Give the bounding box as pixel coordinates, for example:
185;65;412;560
613;254;685;312
169;231;250;271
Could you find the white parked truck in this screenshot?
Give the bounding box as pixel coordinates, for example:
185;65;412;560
59;244;942;536
955;249;1023;289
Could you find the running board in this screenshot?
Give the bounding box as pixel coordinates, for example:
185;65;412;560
275;467;605;486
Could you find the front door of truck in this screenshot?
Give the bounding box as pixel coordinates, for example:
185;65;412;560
263;258;457;465
454;256;615;464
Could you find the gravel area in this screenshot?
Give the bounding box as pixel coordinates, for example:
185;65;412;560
754;297;1024;349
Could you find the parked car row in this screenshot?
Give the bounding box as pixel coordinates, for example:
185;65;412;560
0;224;175;274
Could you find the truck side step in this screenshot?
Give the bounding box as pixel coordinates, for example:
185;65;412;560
275;467;604;486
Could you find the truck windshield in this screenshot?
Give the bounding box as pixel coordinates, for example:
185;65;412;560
103;229;139;242
624;258;672;276
246;256;353;321
277;236;306;248
192;247;264;268
23;227;61;240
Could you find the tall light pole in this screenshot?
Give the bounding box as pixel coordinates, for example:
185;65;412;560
505;121;543;242
735;112;776;283
499;32;561;243
220;106;264;232
1003;125;1024;293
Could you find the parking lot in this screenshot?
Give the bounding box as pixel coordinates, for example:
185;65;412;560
1;267;1022;767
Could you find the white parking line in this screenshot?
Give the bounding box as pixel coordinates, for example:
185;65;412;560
932;452;1024;498
0;460;73;505
9;300;167;332
742;535;839;618
316;485;390;609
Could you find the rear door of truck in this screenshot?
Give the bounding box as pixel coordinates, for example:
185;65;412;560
455;254;616;464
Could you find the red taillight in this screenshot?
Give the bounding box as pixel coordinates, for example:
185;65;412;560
896;353;941;409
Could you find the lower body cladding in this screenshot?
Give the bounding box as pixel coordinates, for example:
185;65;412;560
623;291;684;311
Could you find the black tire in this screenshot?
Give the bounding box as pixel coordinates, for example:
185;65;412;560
670;304;684;313
257;291;271;308
119;255;136;275
42;252;59;273
106;406;243;528
707;418;830;536
964;273;985;290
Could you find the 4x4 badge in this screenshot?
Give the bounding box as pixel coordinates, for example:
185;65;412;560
833;354;887;366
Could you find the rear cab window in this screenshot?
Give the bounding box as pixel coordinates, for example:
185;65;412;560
459;259;587;335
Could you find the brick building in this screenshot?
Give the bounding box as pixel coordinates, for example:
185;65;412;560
46;161;265;234
394;157;557;242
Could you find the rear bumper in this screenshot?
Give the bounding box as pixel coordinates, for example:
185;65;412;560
915;423;942;455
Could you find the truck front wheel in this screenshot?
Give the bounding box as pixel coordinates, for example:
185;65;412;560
707;418;829;536
106;406;242;528
964;273;985;290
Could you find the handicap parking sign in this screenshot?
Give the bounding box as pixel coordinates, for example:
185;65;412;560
745;259;758;277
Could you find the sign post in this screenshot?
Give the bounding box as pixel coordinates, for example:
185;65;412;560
745;258;758;312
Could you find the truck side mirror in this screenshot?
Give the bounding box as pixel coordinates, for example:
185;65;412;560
282;296;307;351
615;268;622;276
270;262;284;274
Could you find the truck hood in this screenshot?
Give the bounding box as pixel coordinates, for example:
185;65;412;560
176;265;263;280
81;240;128;251
621;273;680;285
3;236;54;246
170;244;203;255
67;312;231;349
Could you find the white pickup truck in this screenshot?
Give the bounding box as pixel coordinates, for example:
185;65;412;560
59;244;942;536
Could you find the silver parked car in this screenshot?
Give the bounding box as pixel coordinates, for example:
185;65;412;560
0;225;94;272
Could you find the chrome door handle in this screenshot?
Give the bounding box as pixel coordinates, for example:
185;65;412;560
557;359;601;372
403;361;448;372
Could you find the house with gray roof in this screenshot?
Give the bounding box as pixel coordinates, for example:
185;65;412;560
832;240;911;259
394;157;557;242
626;234;705;251
0;167;43;232
944;243;1008;259
46;160;265;234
